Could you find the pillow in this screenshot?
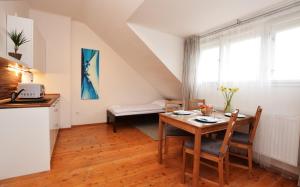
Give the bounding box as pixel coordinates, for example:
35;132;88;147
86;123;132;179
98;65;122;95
151;100;166;108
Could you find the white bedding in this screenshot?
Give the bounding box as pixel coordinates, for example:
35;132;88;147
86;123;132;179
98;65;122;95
108;100;165;117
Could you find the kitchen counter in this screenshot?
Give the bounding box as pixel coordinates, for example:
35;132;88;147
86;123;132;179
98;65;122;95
0;94;60;109
0;95;61;179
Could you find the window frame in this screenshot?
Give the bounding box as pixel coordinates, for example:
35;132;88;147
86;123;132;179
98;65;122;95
196;12;300;87
268;14;300;84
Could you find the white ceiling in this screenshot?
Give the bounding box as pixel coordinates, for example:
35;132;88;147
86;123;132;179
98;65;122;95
26;0;183;99
26;0;291;37
26;0;84;20
129;0;289;37
25;0;290;98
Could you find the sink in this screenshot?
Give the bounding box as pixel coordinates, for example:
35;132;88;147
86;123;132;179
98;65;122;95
6;98;51;104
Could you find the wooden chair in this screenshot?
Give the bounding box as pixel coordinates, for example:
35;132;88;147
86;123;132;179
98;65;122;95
188;99;206;110
229;106;262;177
164;100;192;154
165;100;183;112
182;110;239;187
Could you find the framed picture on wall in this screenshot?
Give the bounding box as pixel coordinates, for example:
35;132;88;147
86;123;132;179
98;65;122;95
81;48;100;100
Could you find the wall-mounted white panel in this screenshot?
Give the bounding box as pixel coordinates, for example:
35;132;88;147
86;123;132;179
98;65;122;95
6;15;33;67
0;1;29;57
33;26;46;72
0;6;6;57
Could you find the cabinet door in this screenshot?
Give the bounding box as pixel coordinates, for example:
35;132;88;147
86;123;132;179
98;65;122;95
6;15;33;67
0;7;6;56
49;100;60;155
33;27;46;73
53;100;60;139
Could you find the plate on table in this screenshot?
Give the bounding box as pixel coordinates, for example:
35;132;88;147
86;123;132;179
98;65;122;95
173;110;194;115
194;116;220;123
224;113;246;118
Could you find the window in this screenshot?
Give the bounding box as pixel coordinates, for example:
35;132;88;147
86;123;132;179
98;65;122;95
271;26;300;81
197;47;220;83
197;14;300;85
223;37;261;82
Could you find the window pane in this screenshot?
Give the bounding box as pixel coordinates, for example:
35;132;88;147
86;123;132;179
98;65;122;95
272;27;300;81
223;37;261;82
197;47;220;82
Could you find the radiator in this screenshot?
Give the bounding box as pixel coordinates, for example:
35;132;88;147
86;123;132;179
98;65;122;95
254;114;300;167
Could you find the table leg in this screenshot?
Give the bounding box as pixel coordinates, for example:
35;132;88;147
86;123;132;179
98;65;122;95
192;129;201;187
158;117;164;164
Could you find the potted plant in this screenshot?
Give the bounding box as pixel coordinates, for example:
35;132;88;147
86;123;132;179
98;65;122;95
7;29;30;60
199;104;213;116
219;85;239;113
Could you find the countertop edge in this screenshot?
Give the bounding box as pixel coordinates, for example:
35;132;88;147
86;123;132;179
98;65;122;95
0;94;60;109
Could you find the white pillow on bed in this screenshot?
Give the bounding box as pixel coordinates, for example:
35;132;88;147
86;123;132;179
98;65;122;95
151;100;166;108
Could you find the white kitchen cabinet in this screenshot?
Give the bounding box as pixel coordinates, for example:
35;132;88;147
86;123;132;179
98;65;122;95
6;15;33;67
0;1;29;57
0;99;60;180
49;99;60;155
0;6;6;57
33;26;46;72
2;15;46;72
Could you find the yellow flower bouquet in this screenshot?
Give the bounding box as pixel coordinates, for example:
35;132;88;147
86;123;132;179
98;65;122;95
219;86;239;113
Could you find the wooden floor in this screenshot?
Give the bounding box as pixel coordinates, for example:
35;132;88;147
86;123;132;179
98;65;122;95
0;124;297;187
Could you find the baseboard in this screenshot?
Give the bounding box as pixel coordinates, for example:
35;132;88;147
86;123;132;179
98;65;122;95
71;123;107;127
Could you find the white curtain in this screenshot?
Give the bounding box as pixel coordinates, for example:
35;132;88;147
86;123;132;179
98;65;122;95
182;36;200;109
193;8;300;168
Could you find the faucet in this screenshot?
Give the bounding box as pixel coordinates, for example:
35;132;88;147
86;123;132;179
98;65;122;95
11;89;25;102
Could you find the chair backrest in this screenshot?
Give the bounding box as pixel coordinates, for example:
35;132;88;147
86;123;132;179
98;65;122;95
249;106;263;144
188;99;206;110
220;109;239;156
165;100;183;112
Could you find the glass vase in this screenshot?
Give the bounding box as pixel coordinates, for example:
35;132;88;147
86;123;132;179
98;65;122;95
224;101;232;113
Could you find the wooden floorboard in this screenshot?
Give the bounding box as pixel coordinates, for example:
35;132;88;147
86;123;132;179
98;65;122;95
0;124;297;187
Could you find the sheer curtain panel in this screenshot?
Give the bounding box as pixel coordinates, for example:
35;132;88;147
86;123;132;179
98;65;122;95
182;36;200;109
191;7;300;171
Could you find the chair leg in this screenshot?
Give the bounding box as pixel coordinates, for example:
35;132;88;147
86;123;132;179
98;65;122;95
248;147;253;178
164;137;168;154
113;123;116;133
181;139;185;156
182;148;186;184
225;152;229;184
218;159;224;187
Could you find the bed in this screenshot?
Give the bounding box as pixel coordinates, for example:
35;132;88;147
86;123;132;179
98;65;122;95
107;100;165;132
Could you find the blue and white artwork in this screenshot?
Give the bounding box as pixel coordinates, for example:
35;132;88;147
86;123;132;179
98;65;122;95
81;48;100;100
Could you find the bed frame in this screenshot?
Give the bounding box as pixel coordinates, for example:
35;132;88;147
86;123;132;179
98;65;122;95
107;110;161;133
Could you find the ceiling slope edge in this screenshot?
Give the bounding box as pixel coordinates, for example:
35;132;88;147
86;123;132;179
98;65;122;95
128;23;184;82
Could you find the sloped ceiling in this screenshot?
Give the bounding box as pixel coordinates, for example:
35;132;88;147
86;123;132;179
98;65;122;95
26;0;182;99
25;0;288;99
129;0;289;37
24;0;84;20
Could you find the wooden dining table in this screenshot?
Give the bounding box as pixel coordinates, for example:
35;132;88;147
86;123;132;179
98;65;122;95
157;110;253;187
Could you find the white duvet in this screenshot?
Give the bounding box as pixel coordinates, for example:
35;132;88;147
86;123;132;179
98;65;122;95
108;100;165;116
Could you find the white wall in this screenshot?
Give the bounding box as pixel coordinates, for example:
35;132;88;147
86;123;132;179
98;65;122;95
29;9;72;128
0;1;29;57
128;23;184;81
28;9;162;126
71;21;162;125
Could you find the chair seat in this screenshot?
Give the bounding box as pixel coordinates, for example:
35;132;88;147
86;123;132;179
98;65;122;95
165;125;192;136
231;132;249;144
184;137;223;156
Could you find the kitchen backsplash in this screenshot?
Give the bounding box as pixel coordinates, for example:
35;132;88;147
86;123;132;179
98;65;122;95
0;58;21;99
